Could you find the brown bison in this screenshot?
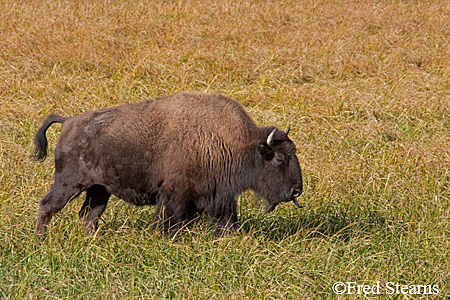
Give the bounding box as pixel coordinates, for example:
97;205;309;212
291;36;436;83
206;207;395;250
32;92;303;240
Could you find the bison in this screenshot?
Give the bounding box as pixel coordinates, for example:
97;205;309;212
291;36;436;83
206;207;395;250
32;92;303;240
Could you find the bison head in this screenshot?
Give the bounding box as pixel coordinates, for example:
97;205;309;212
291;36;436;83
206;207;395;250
253;127;303;212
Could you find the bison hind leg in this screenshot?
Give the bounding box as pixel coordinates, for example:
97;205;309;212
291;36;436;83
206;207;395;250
36;184;81;241
79;185;110;235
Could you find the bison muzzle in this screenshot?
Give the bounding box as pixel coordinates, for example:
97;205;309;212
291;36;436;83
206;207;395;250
31;92;303;240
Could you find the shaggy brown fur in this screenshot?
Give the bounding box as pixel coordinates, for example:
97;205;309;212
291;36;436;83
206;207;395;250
32;92;303;240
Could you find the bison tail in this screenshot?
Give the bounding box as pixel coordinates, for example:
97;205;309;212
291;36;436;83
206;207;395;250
30;114;68;162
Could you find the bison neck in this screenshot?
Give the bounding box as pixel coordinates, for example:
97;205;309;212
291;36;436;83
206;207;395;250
224;141;262;195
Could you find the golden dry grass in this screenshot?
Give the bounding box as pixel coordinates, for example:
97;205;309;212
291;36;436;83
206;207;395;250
1;0;450;299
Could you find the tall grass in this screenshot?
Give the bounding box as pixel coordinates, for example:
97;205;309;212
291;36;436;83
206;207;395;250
1;0;449;298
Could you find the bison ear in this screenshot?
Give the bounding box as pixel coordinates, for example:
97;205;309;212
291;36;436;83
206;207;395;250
257;140;274;160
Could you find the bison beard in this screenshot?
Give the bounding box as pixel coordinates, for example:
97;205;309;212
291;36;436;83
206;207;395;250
31;92;303;240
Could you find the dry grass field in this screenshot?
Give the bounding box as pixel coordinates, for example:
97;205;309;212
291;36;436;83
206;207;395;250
1;0;449;298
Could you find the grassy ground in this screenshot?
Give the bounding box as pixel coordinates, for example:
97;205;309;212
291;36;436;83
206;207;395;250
1;0;449;298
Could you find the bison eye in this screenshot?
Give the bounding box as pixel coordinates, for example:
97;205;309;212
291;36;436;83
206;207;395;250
274;154;286;164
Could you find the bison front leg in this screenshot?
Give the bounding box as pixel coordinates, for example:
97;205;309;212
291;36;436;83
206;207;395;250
213;215;240;235
79;185;110;235
153;196;195;237
207;198;241;235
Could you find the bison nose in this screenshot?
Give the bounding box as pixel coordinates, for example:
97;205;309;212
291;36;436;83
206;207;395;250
291;188;302;198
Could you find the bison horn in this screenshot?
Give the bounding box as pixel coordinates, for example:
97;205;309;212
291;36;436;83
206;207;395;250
267;129;277;146
293;198;303;208
285;127;290;135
